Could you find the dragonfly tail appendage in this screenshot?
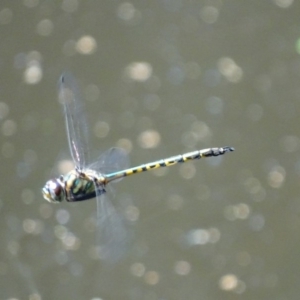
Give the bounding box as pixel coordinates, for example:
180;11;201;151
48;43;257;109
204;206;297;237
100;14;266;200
198;146;235;158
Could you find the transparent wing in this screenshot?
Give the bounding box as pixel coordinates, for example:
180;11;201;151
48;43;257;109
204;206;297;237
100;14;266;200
58;72;89;170
95;191;129;263
89;147;129;180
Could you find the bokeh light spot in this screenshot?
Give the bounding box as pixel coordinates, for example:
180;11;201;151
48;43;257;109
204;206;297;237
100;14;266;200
144;271;160;285
93;121;110;138
23;0;39;8
2;119;17;136
218;57;243;83
273;0;294;8
36;19;54;36
219;274;238;291
130;262;145;277
125;62;153;82
200;6;219;24
138;130;161;149
0;8;12;25
267;165;286;188
76;35;97;55
62;0;79;13
174;260;191;275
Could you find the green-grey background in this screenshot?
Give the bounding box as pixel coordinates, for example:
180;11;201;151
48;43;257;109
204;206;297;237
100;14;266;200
1;0;299;299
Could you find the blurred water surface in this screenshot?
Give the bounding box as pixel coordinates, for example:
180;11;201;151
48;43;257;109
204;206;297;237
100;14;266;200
1;1;300;299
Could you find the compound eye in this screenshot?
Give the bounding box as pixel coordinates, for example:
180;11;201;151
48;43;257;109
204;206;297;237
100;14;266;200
43;179;64;203
51;179;64;202
50;180;62;197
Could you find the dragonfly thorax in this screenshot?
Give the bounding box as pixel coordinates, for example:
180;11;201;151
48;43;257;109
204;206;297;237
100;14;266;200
43;169;107;203
42;177;65;203
63;169;106;202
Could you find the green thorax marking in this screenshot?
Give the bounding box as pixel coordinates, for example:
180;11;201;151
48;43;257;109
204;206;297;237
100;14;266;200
64;169;106;202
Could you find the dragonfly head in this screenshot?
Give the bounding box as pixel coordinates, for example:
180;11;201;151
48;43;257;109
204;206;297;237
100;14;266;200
42;178;65;203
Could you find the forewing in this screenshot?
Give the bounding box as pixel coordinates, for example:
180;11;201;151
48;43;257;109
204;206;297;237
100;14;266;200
89;147;129;180
58;72;89;170
95;191;129;263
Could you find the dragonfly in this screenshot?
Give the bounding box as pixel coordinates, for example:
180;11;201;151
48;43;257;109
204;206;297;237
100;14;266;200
42;72;234;262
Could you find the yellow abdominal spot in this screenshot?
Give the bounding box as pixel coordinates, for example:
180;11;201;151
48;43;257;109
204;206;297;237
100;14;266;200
147;164;159;169
126;169;134;175
165;161;176;166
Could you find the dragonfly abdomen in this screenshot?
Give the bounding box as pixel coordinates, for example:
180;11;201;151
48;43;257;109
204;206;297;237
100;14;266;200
105;146;234;183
